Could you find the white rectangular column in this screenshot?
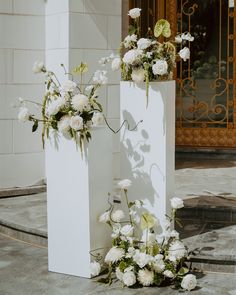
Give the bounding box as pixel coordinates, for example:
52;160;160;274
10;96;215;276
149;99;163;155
46;128;113;278
120;81;175;226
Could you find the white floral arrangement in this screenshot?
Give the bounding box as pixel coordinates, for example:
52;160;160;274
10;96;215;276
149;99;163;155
101;7;193;104
17;61;108;152
90;179;197;292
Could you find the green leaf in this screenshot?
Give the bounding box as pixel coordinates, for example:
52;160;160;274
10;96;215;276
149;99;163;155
119;261;126;272
128;25;136;35
153;273;163;286
177;267;189;276
154;19;171;38
73;62;88;74
140;213;156;230
32;120;38;132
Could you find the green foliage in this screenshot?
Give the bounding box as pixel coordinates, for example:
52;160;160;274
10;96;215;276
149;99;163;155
32;120;38;132
154;19;171;38
153;273;164;286
177;267;189;277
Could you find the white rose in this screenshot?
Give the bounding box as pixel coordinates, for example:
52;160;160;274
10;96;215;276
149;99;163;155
111;57;121;71
115;267;123;281
72;94;89;112
128;8;141;19
62;80;77;92
163;270;174;278
120;224;133;237
58;115;71;134
179;47;190;61
70;115;83;131
124;34;137;48
170;197;184;209
181;274;197;291
168;240;187;260
111;210;125;222
105;247;125;264
123;49;142;65
137;38;152;50
18;107;30;122
175;35;182;43
138;269;154;286
92;112;104;127
131;67;145;83
117;179;132;189
90;261;101;277
93;70;108;85
123;271;136;287
152;60;168;76
133;250;151;268
98;211;110;223
32;61;44;73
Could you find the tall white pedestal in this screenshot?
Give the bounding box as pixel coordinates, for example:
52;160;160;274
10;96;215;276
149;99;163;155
46;127;113;278
120;81;175;226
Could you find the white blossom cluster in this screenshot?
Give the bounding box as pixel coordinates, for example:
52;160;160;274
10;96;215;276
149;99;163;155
18;62;107;152
91;179;197;291
103;8;193;86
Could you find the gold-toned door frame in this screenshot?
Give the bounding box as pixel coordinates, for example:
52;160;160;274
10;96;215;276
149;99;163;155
171;0;236;148
124;0;236;148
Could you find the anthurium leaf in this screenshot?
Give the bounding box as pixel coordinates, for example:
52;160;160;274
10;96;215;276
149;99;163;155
154;19;171;38
140;212;156;230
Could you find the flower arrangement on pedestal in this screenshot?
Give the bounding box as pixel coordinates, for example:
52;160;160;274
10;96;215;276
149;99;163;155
91;179;197;292
100;7;193;104
17;61;107;153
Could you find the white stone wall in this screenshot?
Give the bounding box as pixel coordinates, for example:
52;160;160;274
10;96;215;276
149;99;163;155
46;0;122;181
0;0;121;188
0;0;45;188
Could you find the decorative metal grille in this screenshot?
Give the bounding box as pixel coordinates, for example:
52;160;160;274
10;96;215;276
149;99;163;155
126;0;236;148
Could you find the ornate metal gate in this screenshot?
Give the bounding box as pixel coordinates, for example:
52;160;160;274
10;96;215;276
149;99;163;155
125;0;236;148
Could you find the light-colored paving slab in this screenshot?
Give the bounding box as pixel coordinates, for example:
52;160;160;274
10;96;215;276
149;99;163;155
1;234;236;295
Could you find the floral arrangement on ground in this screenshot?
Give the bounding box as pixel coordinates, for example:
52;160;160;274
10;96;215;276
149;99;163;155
90;179;197;292
17;61;107;153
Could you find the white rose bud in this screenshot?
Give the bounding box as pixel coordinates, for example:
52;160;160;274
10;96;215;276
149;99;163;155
111;57;121;71
128;8;141;19
90;261;101;277
179;47;190;61
170;197;184;209
18;107;30;122
32;61;44;73
181;274;197;291
163;270;174;278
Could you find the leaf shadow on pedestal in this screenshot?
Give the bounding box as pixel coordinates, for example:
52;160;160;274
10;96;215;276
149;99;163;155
121;110;165;226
